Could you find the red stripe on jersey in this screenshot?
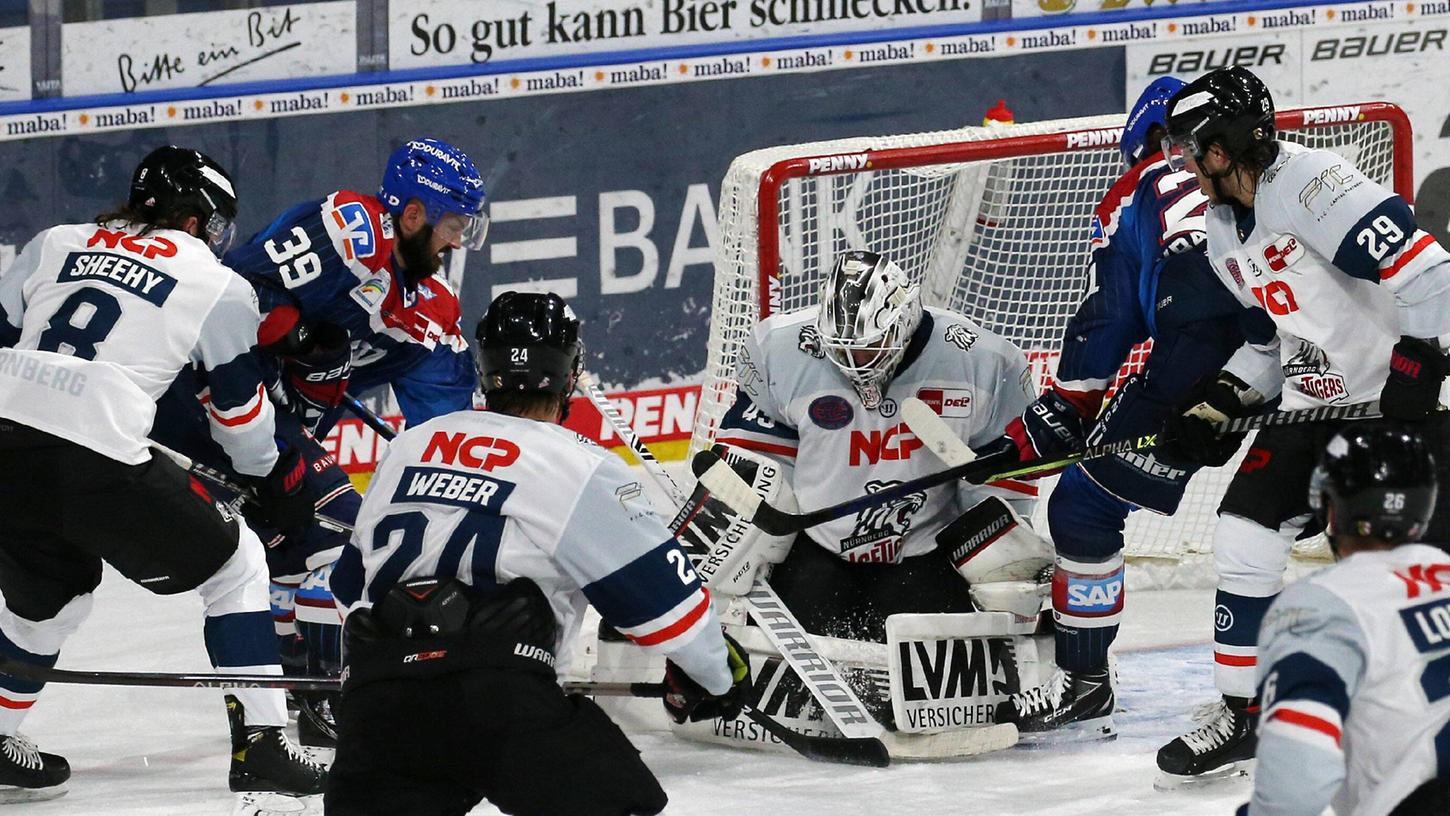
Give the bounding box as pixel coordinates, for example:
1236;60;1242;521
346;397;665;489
1381;233;1437;281
988;479;1039;496
716;437;799;458
628;590;712;647
0;696;34;710
1270;707;1342;746
1092;162;1147;240
1214;652;1257;667
188;476;213;504
209;385;267;427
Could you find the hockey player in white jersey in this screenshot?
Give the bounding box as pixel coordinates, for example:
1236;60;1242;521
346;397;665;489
1242;423;1449;816
326;291;748;816
0;146;324;799
711;250;1049;643
1155;66;1450;783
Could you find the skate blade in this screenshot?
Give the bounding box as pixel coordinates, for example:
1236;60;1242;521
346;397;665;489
233;792;323;816
0;783;66;804
1015;716;1116;747
1153;759;1254;792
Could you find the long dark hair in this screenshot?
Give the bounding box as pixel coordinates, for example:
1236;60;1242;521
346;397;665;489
93;201;194;235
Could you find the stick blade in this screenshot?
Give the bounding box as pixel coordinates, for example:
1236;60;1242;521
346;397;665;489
745;709;890;767
880;722;1020;761
902;397;976;467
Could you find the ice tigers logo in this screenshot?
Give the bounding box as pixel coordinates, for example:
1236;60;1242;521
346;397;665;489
839;480;928;563
944;324;979;352
797;324;825;359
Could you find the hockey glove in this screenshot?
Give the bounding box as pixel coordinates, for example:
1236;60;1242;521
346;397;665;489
1381;335;1449;421
1000;390;1087;477
663;632;751;724
1160;372;1260;467
246;445;319;544
278;323;352;436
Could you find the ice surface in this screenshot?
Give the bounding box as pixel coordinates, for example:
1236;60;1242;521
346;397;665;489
15;566;1264;815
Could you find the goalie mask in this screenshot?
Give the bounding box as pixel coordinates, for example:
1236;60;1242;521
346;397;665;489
1308;422;1437;554
816;250;922;409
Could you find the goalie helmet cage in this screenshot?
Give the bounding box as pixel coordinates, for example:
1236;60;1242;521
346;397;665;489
694;102;1412;588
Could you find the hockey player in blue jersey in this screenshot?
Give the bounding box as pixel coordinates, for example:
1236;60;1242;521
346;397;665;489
150;138;487;743
992;78;1276;738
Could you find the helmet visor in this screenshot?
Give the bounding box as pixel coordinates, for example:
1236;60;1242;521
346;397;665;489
435;210;490;251
1161;132;1201;173
204;210;237;257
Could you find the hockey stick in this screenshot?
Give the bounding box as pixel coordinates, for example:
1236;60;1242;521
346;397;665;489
341;392;398;441
149;442;354;534
0;654;340;692
563;682;890;767
577;370;688;506
698;400;1383;536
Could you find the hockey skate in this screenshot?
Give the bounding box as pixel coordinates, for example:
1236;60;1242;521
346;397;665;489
994;667;1115;742
226;695;327;795
1154;695;1258;791
0;734;69;803
294;693;338;749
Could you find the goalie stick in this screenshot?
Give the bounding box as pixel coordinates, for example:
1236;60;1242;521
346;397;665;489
566;682;889;767
697;400;1383;536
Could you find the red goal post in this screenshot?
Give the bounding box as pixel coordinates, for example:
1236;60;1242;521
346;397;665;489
694;102;1411;584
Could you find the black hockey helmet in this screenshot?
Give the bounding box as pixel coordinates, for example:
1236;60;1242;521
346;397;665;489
129;145;238;255
1308;422;1438;549
1163;66;1276;170
476;291;582;397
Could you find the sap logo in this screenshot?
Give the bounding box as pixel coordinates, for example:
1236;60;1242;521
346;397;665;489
848;422;922;465
86;228;178;260
1066;581;1122;610
1066;128;1123;150
1263;236;1304;272
331;201;378;260
806;153;869;174
1394;563;1450;599
421;431;520;470
916;388;973;418
1302;106;1362;126
1252;281;1299;315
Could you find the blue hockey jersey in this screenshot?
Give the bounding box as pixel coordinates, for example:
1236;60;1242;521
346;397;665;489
223;190;476;430
1052;154;1212;418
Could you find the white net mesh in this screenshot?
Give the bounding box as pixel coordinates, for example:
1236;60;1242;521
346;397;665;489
696;106;1406;584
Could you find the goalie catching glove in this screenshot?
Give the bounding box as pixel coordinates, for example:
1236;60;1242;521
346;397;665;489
663;631;751;724
1161;372;1262;467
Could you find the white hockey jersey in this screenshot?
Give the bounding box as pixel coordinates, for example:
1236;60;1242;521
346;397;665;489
716;306;1037;563
1247;543;1450;816
0;222;277;473
1206;142;1450;410
330;409;731;693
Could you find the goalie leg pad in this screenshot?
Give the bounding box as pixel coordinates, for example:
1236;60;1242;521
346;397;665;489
938;496;1052;584
675;446;797;597
886;612;1022;733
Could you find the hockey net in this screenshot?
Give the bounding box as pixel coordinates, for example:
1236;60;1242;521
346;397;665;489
693;103;1412;588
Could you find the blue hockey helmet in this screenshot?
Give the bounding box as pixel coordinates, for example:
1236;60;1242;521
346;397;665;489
378;138;489;249
1121;76;1186;168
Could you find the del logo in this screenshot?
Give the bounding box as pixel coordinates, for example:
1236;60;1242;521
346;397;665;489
808;395;854;430
916;387;974;418
86;227;178;260
1089;216;1106;247
332;201;378;261
421;431;520;471
1263;235;1303;272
